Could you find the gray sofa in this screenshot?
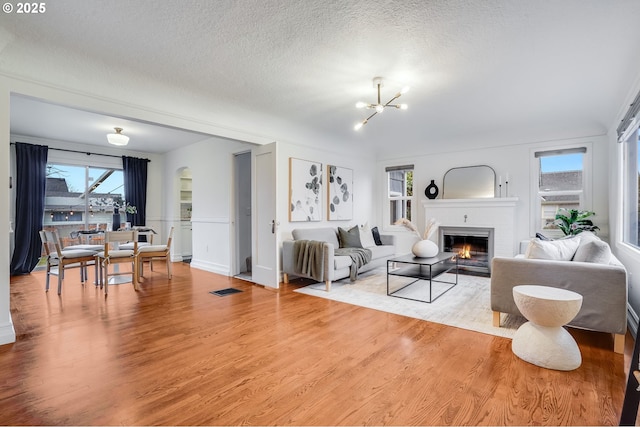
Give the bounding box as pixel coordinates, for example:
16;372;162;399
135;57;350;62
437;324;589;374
282;227;396;291
490;232;628;353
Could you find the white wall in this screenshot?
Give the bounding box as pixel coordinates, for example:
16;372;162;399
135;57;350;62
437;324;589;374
376;135;610;255
277;141;378;243
163;136;254;275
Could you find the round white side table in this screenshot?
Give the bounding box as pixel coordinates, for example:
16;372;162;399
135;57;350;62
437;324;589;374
511;285;583;371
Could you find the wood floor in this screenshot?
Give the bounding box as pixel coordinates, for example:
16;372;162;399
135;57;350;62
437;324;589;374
0;262;633;425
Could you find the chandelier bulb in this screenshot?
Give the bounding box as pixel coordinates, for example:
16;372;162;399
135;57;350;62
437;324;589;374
354;120;368;130
400;86;410;94
400;104;408;110
355;101;368;109
375;104;384;113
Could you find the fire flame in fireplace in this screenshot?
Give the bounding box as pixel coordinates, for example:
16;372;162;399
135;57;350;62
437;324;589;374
458;244;472;259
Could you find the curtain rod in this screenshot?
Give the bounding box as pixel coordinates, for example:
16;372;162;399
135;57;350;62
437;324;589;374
11;142;150;162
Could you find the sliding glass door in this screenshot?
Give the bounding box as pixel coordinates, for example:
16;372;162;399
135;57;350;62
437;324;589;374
44;163;125;245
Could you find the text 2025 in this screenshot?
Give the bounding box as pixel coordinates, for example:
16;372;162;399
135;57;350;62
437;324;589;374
17;2;46;13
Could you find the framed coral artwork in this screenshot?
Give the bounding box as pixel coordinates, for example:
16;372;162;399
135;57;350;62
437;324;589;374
289;157;322;222
327;164;353;221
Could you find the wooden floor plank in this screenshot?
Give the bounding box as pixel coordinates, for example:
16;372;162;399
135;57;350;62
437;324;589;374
0;262;631;425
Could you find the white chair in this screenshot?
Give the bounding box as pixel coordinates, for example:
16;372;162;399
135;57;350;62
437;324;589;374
136;227;174;280
95;230;139;295
39;230;98;295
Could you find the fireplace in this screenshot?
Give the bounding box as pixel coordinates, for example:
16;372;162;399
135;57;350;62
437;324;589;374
438;227;494;275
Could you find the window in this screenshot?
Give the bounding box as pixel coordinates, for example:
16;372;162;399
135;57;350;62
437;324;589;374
44;163;125;242
534;148;586;237
623;128;640;248
386;165;414;225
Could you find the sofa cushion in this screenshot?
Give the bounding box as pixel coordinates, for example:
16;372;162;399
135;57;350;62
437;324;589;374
524;237;580;261
368;244;395;260
338;226;362;248
334;255;352;270
359;222;377;248
573;239;612;264
58;249;98;258
292;228;339;248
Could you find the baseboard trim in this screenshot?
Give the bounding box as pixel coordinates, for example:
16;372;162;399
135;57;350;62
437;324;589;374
189;259;229;276
0;318;16;346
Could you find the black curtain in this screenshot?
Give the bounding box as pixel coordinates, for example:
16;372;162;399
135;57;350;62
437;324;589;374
122;156;148;226
10;142;48;275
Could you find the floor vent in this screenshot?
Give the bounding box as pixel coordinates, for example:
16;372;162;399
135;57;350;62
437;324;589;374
210;288;242;296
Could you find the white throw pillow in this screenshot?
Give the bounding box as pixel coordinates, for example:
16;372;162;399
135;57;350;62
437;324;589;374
359;222;377;248
573;239;612;264
524;237;580;261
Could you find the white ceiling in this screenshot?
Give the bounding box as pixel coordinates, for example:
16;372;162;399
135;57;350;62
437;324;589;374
10;95;214;152
4;0;640;155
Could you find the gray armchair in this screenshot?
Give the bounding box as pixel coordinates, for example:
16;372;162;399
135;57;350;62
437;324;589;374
491;252;627;353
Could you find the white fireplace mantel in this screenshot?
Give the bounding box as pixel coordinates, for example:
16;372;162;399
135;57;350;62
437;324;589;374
422;197;519;257
422;197;519;209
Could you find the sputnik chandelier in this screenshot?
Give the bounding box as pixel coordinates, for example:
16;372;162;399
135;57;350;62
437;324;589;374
354;77;409;130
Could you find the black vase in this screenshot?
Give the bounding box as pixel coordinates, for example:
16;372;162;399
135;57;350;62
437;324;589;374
425;180;439;199
112;213;121;231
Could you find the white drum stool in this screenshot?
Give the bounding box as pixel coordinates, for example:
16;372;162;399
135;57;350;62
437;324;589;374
512;285;583;371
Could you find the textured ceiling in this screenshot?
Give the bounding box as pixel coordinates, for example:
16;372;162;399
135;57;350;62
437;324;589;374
3;0;640;155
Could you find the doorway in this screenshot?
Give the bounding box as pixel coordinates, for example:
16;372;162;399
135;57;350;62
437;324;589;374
178;168;192;262
234;152;252;280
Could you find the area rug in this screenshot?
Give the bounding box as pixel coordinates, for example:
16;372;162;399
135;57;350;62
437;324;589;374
294;268;525;338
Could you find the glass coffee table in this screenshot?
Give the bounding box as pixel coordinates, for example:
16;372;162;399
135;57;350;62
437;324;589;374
387;252;458;303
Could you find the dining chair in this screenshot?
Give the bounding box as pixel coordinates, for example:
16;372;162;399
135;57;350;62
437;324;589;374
66;230;104;252
119;228;154;250
39;230;98;295
95;230;139;295
136;227;174;280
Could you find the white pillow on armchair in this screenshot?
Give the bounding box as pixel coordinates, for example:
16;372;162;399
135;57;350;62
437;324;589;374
524;237;580;261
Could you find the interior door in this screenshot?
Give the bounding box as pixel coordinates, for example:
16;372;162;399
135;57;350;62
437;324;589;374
251;142;279;288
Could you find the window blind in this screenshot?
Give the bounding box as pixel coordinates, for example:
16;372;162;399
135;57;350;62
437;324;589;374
385;164;414;172
534;147;587;158
617;89;640;141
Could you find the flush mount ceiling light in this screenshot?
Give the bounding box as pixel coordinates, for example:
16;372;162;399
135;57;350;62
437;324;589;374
107;127;129;146
354;77;409;130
